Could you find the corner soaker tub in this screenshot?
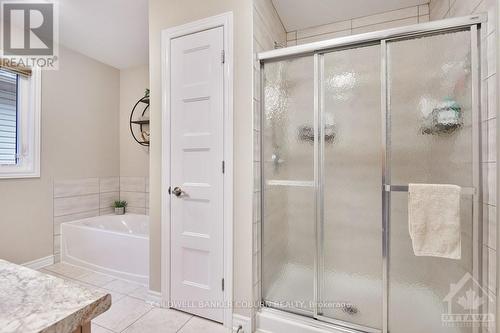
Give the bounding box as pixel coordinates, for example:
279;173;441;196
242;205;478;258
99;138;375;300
61;214;149;285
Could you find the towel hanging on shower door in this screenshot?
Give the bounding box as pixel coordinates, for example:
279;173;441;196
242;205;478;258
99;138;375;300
408;183;461;260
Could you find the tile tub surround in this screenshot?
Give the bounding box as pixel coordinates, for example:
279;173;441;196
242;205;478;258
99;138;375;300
40;263;230;333
53;177;120;260
0;260;111;333
53;176;150;260
120;176;149;215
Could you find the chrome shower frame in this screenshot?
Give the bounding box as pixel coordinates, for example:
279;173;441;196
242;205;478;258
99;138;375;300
258;14;486;333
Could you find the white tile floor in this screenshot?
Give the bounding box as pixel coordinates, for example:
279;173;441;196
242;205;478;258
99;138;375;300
40;263;231;333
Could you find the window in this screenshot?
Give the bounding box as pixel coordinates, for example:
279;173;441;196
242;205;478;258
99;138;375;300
0;67;41;178
0;71;17;165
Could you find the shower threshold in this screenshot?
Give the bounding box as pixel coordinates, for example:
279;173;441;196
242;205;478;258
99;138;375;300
256;307;370;333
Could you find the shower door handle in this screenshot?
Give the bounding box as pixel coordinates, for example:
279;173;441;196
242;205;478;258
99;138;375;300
172;187;183;197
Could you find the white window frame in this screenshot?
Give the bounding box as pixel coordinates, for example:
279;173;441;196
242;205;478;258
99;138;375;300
0;67;41;179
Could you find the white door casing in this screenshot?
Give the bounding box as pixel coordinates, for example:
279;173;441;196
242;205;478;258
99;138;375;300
170;26;225;323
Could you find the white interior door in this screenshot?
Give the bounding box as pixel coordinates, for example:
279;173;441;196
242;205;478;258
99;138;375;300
170;26;224;323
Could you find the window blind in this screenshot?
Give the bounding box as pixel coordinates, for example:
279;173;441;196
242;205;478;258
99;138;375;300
0;58;32;77
0;70;18;165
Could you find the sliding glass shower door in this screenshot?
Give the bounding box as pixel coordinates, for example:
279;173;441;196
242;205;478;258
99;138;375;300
387;30;475;333
261;20;481;333
262;45;384;332
261;56;316;315
320;45;382;331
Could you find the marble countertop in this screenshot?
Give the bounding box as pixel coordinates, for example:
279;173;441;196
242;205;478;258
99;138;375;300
0;260;111;333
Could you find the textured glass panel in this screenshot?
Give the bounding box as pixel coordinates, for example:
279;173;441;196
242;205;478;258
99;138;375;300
389;31;473;186
321;45;382;330
388;30;474;333
262;56;315;315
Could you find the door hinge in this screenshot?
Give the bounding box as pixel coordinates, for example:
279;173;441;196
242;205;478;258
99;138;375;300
168;186;171;195
221;50;225;64
222;161;225;174
222;278;225;291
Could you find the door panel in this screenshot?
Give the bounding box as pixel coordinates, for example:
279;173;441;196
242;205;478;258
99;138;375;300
170;26;224;323
261;56;316;315
320;45;382;330
388;30;473;333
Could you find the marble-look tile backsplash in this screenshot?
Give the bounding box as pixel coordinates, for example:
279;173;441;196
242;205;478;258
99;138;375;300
53;178;100;198
120;176;146;192
99;176;120;193
99;177;120;215
54;194;100;217
120;177;149;215
52;176;149;261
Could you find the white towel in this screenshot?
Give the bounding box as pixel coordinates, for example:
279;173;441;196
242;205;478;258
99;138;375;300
408;184;461;259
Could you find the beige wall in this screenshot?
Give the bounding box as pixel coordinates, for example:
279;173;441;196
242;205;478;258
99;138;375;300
0;45;120;264
120;65;150;177
148;0;254;318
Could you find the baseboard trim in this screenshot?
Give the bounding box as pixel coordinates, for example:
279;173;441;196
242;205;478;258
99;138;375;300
22;255;55;270
146;289;162;307
233;314;252;333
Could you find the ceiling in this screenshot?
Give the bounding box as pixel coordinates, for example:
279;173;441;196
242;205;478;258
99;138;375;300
28;0;430;69
272;0;429;31
56;0;149;69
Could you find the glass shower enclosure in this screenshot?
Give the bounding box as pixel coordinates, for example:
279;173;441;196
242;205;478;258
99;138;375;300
259;16;484;333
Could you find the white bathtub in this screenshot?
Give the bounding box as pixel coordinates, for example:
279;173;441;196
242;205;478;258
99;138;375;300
61;214;149;285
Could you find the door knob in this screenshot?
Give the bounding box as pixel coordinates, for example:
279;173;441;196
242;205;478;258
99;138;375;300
172;187;183;197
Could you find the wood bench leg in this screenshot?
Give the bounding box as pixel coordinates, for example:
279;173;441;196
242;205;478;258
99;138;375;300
82;322;91;333
72;322;91;333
